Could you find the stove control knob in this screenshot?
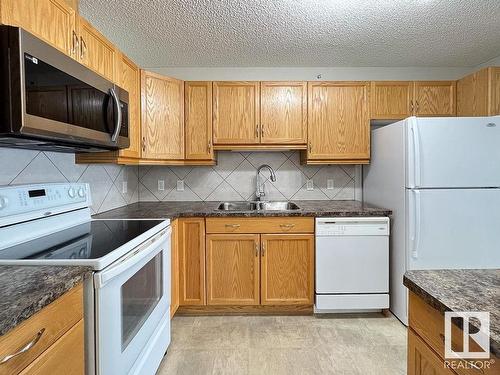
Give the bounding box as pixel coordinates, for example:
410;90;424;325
78;187;86;198
68;188;76;198
0;196;8;209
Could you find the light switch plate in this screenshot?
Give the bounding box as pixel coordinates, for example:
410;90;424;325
306;179;314;191
176;180;184;191
122;181;128;194
327;179;334;190
158;180;165;191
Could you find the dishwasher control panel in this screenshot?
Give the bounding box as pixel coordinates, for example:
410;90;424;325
316;217;390;236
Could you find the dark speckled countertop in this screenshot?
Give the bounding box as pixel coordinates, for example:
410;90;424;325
93;200;391;220
0;266;92;337
404;269;500;357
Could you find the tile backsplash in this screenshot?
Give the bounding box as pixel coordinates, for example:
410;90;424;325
0;148;139;214
138;151;358;202
0;149;358;213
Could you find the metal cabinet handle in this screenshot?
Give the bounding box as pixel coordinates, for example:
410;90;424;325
225;224;241;230
415;100;419;114
255;124;259;138
208;140;212;153
142;137;146;153
410;100;414;114
261;124;264;137
261;243;265;256
308;143;312;153
80;36;87;60
71;30;79;56
0;328;45;364
255;242;259;257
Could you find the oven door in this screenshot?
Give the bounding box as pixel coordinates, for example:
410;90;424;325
94;228;171;375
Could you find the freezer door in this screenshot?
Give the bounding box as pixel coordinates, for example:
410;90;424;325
406;188;500;269
406;116;500;188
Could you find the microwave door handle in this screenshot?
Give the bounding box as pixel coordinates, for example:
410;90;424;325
109;88;122;143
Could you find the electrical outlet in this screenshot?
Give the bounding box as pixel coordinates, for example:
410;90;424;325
306;179;314;191
327;179;334;190
176;180;184;191
122;181;128;194
158;180;165;191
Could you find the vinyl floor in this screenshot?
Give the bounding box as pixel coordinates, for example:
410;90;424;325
158;313;406;375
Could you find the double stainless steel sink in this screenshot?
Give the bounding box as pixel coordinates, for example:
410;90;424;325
217;201;300;211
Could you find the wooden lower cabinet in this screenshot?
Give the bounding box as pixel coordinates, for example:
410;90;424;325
260;234;314;305
408;328;455;375
206;234;260;305
170;219;179;317
178;218;206;305
19;320;84;375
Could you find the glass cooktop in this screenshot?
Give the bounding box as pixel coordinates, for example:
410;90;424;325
0;220;165;261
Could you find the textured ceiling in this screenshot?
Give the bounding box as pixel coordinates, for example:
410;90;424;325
79;0;500;68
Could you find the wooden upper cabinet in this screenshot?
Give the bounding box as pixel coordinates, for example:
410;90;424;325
260;81;307;144
76;16;116;81
141;70;184;160
185;81;214;160
413;81;456;116
492;67;500;115
457;67;500;116
206;234;260;305
370;81;413;120
307;81;370;163
260;234;314;305
1;0;77;56
178;218;206;306
213;81;260;144
116;53;140;159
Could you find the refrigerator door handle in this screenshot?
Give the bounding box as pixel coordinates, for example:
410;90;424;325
410;121;422;188
411;190;422;259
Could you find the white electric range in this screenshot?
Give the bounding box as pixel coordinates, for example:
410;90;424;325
0;183;171;375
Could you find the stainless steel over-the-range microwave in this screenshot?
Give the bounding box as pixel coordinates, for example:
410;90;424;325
0;26;129;152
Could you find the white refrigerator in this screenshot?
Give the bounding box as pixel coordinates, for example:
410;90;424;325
363;116;500;325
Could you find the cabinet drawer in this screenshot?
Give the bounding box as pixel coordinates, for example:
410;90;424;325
206;217;314;234
19;320;84;375
0;284;83;375
409;292;499;375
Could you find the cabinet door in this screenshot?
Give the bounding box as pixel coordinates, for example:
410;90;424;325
408;329;454;375
19;320;84;375
117;53;141;159
1;0;76;57
206;234;260;305
185;81;214;160
260;81;307;144
77;16;116;81
213;81;260;144
370;81;413;120
307;82;370;162
491;67;500;115
178;218;206;305
260;234;314;305
414;81;456;116
141;70;184;160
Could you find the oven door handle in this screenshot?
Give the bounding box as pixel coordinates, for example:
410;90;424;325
109;87;122;143
94;227;171;288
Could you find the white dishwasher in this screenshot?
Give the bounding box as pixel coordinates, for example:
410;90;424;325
315;217;390;313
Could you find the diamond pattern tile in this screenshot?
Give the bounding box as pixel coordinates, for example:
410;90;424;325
139;151;358;202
